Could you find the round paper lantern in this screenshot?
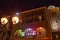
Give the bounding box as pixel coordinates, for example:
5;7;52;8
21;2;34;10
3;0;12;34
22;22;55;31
1;18;8;25
12;16;19;24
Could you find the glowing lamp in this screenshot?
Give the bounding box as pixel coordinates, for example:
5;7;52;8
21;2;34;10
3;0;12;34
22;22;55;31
12;16;19;24
36;27;46;32
1;18;8;25
14;29;25;37
36;27;46;36
25;28;36;36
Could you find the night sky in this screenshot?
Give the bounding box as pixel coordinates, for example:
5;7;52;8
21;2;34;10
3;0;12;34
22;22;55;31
0;0;60;16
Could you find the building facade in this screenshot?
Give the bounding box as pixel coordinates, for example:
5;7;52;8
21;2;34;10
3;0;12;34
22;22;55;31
1;6;60;40
47;6;60;40
10;7;52;40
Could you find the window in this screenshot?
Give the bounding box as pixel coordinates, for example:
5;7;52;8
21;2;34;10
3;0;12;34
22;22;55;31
25;28;36;36
52;12;57;15
25;17;33;23
36;27;47;38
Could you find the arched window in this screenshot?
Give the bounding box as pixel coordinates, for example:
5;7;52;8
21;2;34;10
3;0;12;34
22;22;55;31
14;29;24;37
36;27;46;38
25;28;36;36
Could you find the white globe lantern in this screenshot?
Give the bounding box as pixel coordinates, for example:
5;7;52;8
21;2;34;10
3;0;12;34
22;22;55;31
12;16;19;24
47;5;55;9
1;18;8;25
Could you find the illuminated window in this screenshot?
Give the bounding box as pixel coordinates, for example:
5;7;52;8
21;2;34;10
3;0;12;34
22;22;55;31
25;28;36;36
39;16;42;21
14;30;25;37
36;27;46;38
50;19;59;31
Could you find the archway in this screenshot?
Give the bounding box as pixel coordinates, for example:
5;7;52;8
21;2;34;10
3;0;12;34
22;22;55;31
25;28;36;37
14;29;24;37
36;27;47;38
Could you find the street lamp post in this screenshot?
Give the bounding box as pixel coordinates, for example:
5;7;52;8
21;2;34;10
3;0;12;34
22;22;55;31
0;17;9;40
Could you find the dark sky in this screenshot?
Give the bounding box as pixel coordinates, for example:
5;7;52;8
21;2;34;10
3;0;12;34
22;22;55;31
0;0;60;16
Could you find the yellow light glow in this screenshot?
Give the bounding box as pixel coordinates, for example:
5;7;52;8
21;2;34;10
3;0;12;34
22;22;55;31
51;20;58;30
36;27;46;32
1;18;8;25
39;16;41;21
12;16;19;24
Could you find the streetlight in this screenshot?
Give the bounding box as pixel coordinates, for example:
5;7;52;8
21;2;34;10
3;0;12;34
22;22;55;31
12;16;19;24
1;17;8;25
